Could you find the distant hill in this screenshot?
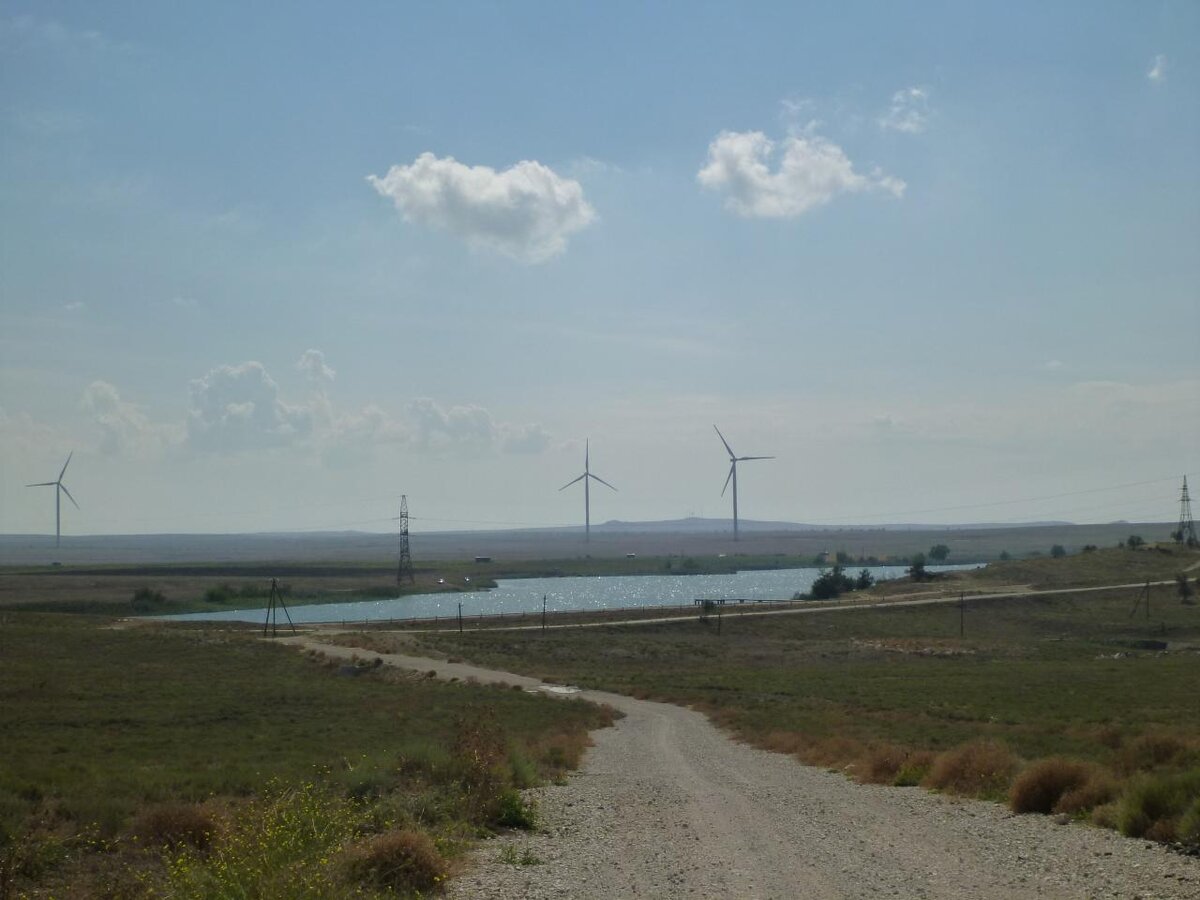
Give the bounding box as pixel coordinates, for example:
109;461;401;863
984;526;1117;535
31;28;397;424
591;518;1074;534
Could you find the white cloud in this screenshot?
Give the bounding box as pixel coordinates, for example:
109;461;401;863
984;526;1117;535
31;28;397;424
1147;54;1167;83
81;381;179;457
64;300;85;311
186;362;313;453
697;130;905;218
296;349;336;386
405;397;551;456
367;152;595;263
879;87;931;134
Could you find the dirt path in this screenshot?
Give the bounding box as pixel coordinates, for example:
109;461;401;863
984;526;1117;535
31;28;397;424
284;637;1200;899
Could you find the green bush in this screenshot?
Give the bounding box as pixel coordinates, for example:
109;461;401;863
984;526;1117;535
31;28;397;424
1117;770;1200;842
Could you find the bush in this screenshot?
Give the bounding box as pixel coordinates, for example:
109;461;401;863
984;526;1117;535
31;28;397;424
133;803;216;850
1055;770;1118;815
493;789;537;829
924;741;1019;799
1117;771;1200;842
808;565;856;600
1009;758;1094;814
1115;730;1197;774
1050;544;1066;558
130;588;167;612
855;569;874;590
907;553;928;581
342;828;449;894
1126;534;1145;549
1178;797;1200;846
928;544;950;562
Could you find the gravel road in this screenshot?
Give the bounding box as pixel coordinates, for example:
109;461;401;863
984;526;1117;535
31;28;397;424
286;637;1200;899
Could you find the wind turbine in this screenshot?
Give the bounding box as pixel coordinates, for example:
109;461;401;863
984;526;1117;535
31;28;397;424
27;452;79;547
714;426;773;541
559;440;616;542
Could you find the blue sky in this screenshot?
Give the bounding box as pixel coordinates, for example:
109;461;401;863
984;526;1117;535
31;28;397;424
2;1;1197;535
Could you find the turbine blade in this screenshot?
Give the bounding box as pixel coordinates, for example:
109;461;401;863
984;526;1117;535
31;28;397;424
59;451;73;481
585;439;589;471
589;473;618;492
738;455;775;461
27;482;57;487
713;425;735;459
60;484;79;509
559;473;586;491
721;463;734;496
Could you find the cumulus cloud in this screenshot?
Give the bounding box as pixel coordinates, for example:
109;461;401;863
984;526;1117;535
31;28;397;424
367;152;595;262
879;87;931;133
296;349;336;386
405;397;551;456
697;130;905;218
186;362;312;452
1147;54;1166;83
81;381;180;457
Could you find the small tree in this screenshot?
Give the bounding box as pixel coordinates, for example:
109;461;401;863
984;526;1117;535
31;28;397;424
1081;544;1097;553
131;588;167;612
809;564;855;600
928;544;950;562
855;568;874;590
907;553;928;581
1126;534;1145;550
1050;544;1066;558
998;550;1011;561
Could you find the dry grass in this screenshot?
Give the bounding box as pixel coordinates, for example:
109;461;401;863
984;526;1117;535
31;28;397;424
924;740;1019;799
1115;730;1198;774
341;828;450;894
132;802;217;851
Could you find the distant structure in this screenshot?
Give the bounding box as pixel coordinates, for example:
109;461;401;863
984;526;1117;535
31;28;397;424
559;440;617;542
713;426;773;542
397;495;414;584
26;452;78;547
1176;476;1198;547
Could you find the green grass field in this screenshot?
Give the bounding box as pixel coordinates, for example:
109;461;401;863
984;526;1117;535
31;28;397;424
0;613;614;896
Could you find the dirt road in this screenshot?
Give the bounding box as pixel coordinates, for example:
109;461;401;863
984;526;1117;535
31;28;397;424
286;637;1200;899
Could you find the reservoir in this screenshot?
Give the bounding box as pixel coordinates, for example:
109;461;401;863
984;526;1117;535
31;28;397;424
162;564;976;625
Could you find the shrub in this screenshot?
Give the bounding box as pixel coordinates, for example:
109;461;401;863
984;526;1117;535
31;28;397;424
856;744;909;784
1178;797;1200;846
893;751;936;787
809;565;855;600
1115;730;1197;774
342;828;449;894
493;789;537;829
855;569;874;590
924;740;1019;799
1050;544;1066;559
1009;758;1093;814
130;588;167;612
907;553;928;581
1055;770;1118;815
1126;534;1145;549
133;803;216;850
1117;770;1200;842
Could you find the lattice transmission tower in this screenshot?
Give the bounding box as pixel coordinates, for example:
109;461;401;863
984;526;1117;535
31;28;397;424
1177;476;1198;547
397;495;414;584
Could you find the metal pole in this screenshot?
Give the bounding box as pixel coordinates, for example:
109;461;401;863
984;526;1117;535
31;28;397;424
542;594;547;631
458;601;463;634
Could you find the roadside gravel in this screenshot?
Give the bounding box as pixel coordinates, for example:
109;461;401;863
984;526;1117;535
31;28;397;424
286;637;1200;899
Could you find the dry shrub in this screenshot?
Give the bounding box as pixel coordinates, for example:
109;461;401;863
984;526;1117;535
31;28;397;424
342;829;449;893
924;740;1019;799
760;730;809;757
856;744;911;785
1055;769;1118;815
1117;770;1200;843
1009;758;1095;814
802;736;866;770
1115;730;1196;774
133;802;216;850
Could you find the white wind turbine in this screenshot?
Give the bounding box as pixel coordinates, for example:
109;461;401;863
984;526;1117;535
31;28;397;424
714;426;773;541
27;452;79;547
559;440;616;542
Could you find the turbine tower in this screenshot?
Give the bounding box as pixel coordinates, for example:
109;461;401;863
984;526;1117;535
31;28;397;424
27;452;78;547
714;426;773;542
559;440;616;542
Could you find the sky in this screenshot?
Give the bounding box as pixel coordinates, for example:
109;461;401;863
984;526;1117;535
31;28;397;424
1;1;1198;536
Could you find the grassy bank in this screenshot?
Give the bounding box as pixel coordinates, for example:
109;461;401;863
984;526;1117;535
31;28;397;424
388;547;1200;845
0;613;614;897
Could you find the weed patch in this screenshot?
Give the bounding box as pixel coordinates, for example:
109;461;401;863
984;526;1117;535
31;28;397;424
924;741;1019;800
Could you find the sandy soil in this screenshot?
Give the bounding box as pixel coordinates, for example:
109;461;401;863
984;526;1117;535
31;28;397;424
286;637;1200;900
